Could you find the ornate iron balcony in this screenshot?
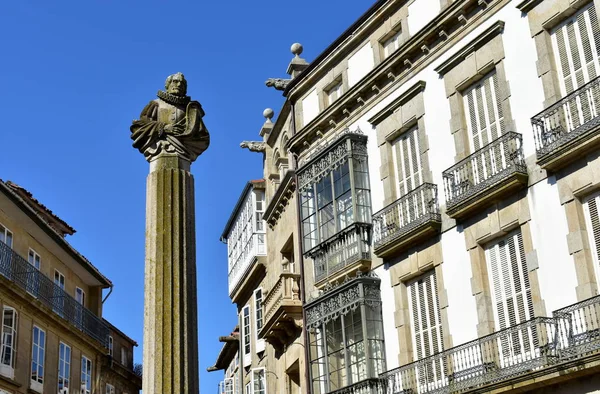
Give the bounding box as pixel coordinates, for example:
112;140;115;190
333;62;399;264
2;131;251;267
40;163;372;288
443;132;527;219
380;294;600;394
532;76;600;170
0;241;109;348
308;222;372;286
373;183;441;258
328;378;382;394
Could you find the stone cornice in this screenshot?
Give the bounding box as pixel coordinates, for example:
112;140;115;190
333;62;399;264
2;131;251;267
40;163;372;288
515;0;543;13
286;0;502;157
368;80;426;125
264;171;296;229
434;20;505;76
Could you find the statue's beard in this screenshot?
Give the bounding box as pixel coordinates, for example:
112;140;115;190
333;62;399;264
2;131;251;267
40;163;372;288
157;90;190;106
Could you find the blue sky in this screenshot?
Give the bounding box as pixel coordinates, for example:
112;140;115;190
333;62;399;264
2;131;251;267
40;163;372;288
0;1;369;391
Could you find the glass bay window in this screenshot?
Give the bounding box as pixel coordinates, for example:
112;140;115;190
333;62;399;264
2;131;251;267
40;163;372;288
297;129;373;283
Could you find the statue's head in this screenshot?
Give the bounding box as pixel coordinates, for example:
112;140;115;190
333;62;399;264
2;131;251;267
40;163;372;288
165;72;187;96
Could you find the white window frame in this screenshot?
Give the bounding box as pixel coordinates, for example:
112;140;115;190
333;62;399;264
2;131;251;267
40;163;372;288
75;287;85;306
383;30;401;58
54;270;66;316
81;355;92;394
27;249;41;297
391;126;423;197
254;288;265;353
0;223;13;248
58;342;71;393
252;367;267;394
242;305;251;367
106;383;115;394
121;346;127;366
30;325;45;392
108;336;113;357
326;81;343;106
0;307;17;379
245;382;251;394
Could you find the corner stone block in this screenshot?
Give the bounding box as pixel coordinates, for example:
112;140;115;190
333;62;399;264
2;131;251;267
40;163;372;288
567;230;585;255
525;250;539;271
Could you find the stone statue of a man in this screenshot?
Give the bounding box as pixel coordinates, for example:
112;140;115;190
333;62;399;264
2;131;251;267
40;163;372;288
130;72;210;162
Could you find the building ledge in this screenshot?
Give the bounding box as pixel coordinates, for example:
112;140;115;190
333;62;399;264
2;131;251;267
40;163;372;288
230;256;266;306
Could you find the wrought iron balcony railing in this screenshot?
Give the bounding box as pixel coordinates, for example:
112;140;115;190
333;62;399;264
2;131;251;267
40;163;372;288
378;294;600;394
373;183;440;257
0;241;109;348
328;378;382;394
531;76;600;168
228;233;266;295
308;222;372;285
443;132;527;218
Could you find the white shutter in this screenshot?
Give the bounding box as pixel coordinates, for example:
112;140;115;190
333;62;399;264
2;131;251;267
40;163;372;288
583;192;600;290
486;231;535;359
552;3;600;130
408;270;444;385
392;126;423;197
463;71;505;153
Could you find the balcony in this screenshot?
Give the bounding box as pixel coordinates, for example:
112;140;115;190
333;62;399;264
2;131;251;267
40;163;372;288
443;132;527;220
532;76;600;171
379;294;600;394
328;378;381;394
0;241;109;348
259;272;302;353
373;183;441;258
228;233;266;297
307;222;372;288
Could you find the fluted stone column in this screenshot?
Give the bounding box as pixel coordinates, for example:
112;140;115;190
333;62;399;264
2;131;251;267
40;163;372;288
130;73;209;394
143;155;199;393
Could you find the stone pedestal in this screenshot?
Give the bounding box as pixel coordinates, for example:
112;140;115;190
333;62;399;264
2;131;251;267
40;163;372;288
143;154;199;393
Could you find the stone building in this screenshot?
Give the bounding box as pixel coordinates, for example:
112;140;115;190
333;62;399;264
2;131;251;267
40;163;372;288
214;0;600;391
0;180;142;394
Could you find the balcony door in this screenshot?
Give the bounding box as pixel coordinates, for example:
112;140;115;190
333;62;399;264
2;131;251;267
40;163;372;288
54;270;65;317
485;230;536;367
551;3;600;132
462;71;506;189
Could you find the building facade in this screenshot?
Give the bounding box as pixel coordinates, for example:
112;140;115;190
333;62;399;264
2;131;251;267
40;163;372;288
0;180;142;394
214;0;600;391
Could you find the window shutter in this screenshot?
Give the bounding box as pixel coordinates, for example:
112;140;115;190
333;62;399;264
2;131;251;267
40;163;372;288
408;270;444;383
463;71;505;154
583;193;600;289
392;126;422;197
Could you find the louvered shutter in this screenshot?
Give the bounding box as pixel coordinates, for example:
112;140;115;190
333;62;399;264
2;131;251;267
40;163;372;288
486;231;535;360
552;3;600;131
583;193;600;288
392;126;423;196
408;270;444;386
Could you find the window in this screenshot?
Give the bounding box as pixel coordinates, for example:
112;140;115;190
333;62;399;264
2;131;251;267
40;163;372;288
76;287;85;306
582;192;600;288
463;71;505;154
0;224;12;248
106;384;115;394
326;82;343;106
551;3;600;131
219;378;234;394
242;305;251;366
252;368;266;394
27;249;41;297
108;336;113;357
392;126;423;196
307;275;385;394
0;307;17;379
245;382;251;394
121;347;127;366
58;342;71;392
486;230;535;357
31;325;45;392
408;271;444;385
254;288;263;333
255;191;265;232
383;30;401;58
81;356;92;394
54;270;65;316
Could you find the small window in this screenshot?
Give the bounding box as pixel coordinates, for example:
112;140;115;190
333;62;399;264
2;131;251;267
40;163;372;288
245;382;251;394
108;336;113;357
106;383;115;394
81;356;92;394
0;307;17;379
76;287;85;306
252;368;267;394
254;288;264;333
121;347;127;366
58;342;71;392
27;249;41;297
31;326;46;392
0;224;13;248
382;30;401;58
242;305;251;366
326;82;343;106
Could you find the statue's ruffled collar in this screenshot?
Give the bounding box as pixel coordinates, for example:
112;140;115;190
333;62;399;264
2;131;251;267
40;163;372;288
157;90;191;106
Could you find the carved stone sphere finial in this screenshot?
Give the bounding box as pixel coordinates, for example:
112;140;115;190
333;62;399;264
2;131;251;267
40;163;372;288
291;43;303;57
263;108;274;122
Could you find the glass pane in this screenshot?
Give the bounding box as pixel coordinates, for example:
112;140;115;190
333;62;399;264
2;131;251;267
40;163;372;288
317;177;333;209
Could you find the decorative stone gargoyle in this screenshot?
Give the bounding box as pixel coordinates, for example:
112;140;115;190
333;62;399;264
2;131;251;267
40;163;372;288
130;72;210;162
240;141;267;153
265;78;291;91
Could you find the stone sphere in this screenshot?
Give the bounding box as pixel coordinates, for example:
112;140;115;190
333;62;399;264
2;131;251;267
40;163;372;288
291;43;303;56
263;108;274;120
